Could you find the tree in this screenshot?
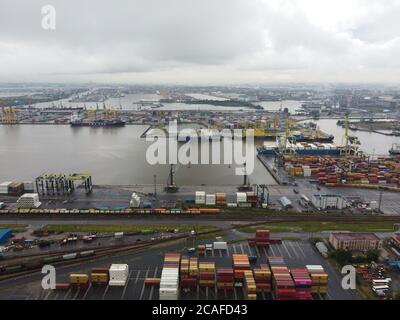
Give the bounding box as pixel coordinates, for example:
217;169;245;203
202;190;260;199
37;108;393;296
330;249;353;266
365;249;380;262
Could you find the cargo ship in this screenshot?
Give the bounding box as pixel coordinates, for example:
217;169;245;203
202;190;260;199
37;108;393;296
257;140;351;156
70;114;125;127
289;131;334;143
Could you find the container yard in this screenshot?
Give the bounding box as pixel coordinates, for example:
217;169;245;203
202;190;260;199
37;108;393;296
281;154;400;190
0;237;356;300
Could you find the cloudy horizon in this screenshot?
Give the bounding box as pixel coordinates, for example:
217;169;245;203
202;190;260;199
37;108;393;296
1;0;400;84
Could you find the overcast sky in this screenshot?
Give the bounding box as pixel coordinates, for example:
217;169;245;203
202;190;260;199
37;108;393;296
1;0;400;84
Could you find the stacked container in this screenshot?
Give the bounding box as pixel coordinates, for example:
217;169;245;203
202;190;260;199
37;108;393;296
91;267;109;285
244;270;257;300
197;245;205;256
269;257;296;300
253;263;271;293
109;264;129;286
215;192;227;206
248;229;270;247
0;182;12;195
246;192;258;206
216;268;234;290
306;265;328;295
232;254;251;281
159;253;180;300
195;191;206;205
236;192;247;204
205;194;216;206
69;274;90;289
198;261;215;287
180;256;198;288
291;268;313;300
8;182;24;196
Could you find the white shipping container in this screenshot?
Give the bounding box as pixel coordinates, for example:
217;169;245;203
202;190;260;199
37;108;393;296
213;241;228;250
205;194;216;205
195;191;206;204
114;232;124;239
236;192;247;203
109;264;129;286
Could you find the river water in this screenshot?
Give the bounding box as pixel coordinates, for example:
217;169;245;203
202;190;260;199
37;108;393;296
0;125;275;185
311;119;400;156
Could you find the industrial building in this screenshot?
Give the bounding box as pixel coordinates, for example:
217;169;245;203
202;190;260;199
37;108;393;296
279;196;293;209
329;232;382;251
311;194;346;210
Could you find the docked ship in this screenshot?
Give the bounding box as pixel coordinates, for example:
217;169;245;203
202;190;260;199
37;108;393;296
257;136;358;157
288;131;334;143
70;114;125;127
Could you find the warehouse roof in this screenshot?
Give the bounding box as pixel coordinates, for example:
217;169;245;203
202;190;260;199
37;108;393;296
331;232;380;241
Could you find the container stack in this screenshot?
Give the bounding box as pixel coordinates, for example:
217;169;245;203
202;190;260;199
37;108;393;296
195;191;206;205
236;192;247;204
91;267;109;285
216;268;234;290
232;254;251;281
253;263;271;293
215;192;227;206
16;193;41;208
69;274;90;289
0;182;12;195
108;264;129;286
270;257;296;300
8;182;24;196
248;229;270;247
159;253;180;300
198;261;215;287
291;269;313;300
244;270;257;300
246;192;258;207
205;194;216;206
306;265;328;295
180;256;197;288
197;244;205;256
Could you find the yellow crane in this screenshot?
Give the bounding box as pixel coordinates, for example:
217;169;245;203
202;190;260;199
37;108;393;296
1;107;17;124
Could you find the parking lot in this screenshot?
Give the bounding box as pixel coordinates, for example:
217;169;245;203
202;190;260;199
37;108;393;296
0;239;358;300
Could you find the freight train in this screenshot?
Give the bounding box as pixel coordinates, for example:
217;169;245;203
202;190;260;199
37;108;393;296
0;208;221;215
0;250;95;276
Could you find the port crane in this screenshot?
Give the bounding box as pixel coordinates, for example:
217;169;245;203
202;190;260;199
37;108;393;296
164;164;179;193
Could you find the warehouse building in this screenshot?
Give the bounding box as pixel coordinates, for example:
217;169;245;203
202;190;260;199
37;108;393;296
311;194;346;210
279;196;293;209
329;232;382;251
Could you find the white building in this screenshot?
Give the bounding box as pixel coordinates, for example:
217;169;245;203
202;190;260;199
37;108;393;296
311;194;346;210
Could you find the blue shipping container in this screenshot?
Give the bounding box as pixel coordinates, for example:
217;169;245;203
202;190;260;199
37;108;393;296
0;229;12;245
